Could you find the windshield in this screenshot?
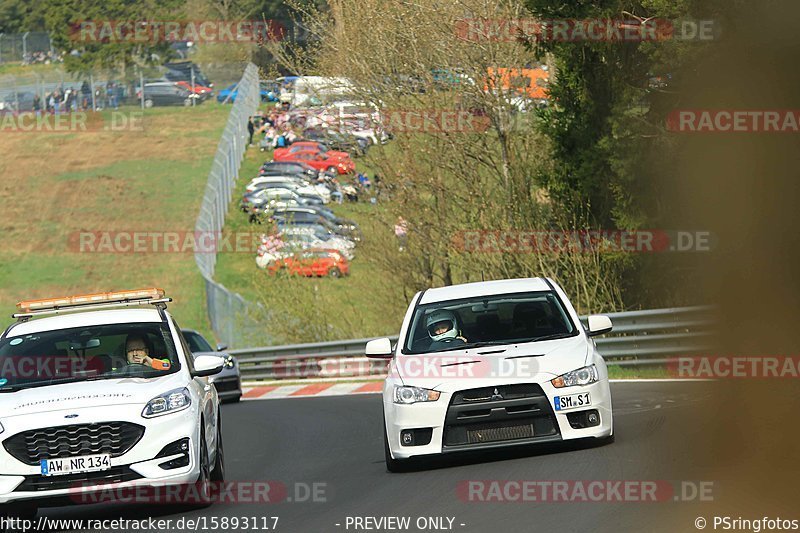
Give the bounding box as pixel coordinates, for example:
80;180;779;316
183;331;213;353
403;291;577;354
0;322;181;391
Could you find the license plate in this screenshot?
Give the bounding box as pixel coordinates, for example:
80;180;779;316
554;392;591;411
40;454;111;477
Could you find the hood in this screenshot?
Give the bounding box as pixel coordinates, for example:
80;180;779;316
395;335;590;392
0;372;187;418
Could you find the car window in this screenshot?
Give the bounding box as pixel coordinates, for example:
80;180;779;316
403;291;577;354
0;322;181;390
183;331;213;353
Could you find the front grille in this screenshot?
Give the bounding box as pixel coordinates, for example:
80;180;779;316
443;384;560;449
467;422;534;444
213;379;240;393
452;383;545;405
3;422;145;466
15;466;142;492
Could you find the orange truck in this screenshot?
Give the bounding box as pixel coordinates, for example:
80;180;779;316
485;67;550;100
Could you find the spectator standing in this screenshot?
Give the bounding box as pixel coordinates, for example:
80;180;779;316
247;117;255;146
394;217;408;251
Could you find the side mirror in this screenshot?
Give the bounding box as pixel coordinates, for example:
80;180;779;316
365;337;393;359
587;315;613;337
216;343;228;352
192;355;225;377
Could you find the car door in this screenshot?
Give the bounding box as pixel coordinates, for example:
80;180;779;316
170;318;218;459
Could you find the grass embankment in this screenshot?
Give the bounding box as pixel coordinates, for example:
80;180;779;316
0;103;233;339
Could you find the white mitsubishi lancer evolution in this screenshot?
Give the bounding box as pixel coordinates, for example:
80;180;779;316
366;278;615;472
0;288;226;519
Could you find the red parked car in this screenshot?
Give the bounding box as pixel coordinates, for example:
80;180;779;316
175;81;213;97
274;141;350;161
273;145;356;175
268;249;350;277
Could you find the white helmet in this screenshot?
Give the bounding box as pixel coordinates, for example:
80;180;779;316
426;309;458;342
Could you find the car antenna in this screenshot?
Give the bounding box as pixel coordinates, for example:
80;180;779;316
481;271;485;282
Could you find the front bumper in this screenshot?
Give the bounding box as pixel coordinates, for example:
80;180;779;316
0;405;202;505
384;379;612;460
211;375;242;401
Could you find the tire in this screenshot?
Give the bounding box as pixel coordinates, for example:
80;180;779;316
383;416;411;473
192;427;213;508
144;99;154;108
329;267;342;278
210;412;225;482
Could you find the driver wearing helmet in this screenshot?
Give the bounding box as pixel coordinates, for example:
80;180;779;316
426;309;468;347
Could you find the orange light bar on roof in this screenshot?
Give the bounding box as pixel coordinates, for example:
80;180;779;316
16;288;165;312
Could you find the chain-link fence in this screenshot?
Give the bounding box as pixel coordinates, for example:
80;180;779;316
0;32;56;64
194;62;271;349
0;60;250;112
0;68;138;112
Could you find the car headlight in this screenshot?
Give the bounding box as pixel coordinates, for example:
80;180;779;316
142;387;192;418
394;386;440;404
551;365;599;388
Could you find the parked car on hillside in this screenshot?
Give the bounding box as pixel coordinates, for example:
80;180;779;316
302;128;370;156
137;83;199;107
259;161;320;179
267;249;350;278
279;226;356;260
273;141;350;161
245;176;332;203
271;207;361;241
273;150;355;175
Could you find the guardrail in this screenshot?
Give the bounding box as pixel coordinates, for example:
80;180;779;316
230;306;715;382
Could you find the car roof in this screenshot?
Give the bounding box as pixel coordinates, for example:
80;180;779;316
418;278;552;305
274;207;316;213
6;308;165;337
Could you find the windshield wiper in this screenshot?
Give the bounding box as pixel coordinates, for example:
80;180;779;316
527;333;575;342
432;341;510;353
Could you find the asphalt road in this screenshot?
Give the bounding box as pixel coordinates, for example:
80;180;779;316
40;381;797;533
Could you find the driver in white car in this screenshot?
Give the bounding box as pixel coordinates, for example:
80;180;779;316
426;309;468;347
125;333;171;371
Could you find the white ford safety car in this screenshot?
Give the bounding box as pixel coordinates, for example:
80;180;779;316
366;278;614;472
0;288;225;519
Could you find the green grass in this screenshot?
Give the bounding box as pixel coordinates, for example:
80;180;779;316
607;365;671;379
0;103;233;341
